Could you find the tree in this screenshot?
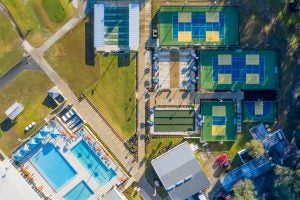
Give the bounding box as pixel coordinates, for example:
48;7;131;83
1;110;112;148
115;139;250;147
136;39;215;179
273;166;300;200
233;179;256;200
245;139;264;158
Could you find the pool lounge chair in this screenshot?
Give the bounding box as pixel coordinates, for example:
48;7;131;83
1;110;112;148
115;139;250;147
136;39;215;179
65;112;71;119
67;116;78;126
61;116;67;122
69;109;75;116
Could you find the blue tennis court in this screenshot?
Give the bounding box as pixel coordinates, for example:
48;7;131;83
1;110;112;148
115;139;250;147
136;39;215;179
212;116;226;125
212;56;265;82
172;14;225;39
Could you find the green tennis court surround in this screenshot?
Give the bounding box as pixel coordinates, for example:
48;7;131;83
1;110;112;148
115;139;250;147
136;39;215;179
201;101;237;141
158;6;239;46
154;109;195;132
243;101;277;122
200;49;279;90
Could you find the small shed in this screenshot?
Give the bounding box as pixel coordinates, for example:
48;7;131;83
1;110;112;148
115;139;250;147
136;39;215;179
48;86;64;104
5;102;24;120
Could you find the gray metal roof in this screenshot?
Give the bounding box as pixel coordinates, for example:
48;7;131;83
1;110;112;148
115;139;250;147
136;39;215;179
102;187;127;200
48;86;61;99
151;141;210;200
94;4;104;48
5;102;24;120
129;4;139;50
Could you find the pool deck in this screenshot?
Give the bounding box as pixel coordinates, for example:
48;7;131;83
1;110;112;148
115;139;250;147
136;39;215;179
0;157;40;200
21;130;124;199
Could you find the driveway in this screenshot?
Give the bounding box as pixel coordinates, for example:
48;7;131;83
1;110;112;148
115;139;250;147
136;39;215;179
0;57;41;89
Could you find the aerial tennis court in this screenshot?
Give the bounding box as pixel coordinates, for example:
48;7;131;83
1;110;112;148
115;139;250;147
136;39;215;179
154;109;195;132
158;6;238;46
243;101;277;122
201;101;237;141
200;49;279;89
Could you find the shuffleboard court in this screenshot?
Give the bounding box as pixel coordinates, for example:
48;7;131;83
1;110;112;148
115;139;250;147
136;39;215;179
154;109;195;132
200;49;279;90
243;101;277;122
201;101;237;141
159;6;239;46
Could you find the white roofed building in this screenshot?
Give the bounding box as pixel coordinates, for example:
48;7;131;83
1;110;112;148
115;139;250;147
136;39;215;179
151;141;210;200
102;187;128;200
5;102;24;120
94;3;139;52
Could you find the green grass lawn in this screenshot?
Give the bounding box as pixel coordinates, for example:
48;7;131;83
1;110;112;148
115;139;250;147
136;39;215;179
0;11;24;77
123;182;142;200
205;123;254;158
45;20;100;95
86;53;136;140
46;21;136;140
0;70;54;155
145;137;184;163
42;0;66;23
1;0;76;47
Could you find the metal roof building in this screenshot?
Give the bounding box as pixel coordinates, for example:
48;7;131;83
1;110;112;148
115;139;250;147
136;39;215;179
151;141;210;200
94;3;139;51
128;4;139;50
5;102;24;120
102;187;127;200
94;4;105;48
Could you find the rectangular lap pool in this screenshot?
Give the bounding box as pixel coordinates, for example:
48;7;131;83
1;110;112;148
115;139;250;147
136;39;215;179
31;143;76;190
64;181;94;200
71;140;116;186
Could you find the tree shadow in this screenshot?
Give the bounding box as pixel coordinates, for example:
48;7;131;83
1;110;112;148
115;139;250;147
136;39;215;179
118;53;131;67
207;180;224;200
42;96;58;109
0;118;16;132
85;20;95;66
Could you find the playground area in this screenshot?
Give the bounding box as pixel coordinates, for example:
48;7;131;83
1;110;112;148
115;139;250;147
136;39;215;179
243;101;277;122
200;49;279;90
201;101;237;141
158;6;238;46
152;108;196;134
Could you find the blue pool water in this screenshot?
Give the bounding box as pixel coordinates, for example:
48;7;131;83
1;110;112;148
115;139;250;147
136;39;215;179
64;181;94;200
71;140;116;186
31;143;77;190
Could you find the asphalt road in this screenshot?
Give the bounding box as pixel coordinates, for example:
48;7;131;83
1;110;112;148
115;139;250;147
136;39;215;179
0;56;41;89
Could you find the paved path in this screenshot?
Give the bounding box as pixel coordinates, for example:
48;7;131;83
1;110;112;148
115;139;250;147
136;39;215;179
135;0;152;179
194;90;244;101
2;0;160;197
0;0;138;175
0;57;41;89
30;43;137;176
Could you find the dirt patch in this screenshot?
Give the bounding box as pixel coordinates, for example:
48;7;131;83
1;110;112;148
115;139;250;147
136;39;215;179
170;62;179;88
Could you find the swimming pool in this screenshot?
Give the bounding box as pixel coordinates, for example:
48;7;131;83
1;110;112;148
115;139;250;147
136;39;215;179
71;140;116;186
64;181;94;200
31;143;77;190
